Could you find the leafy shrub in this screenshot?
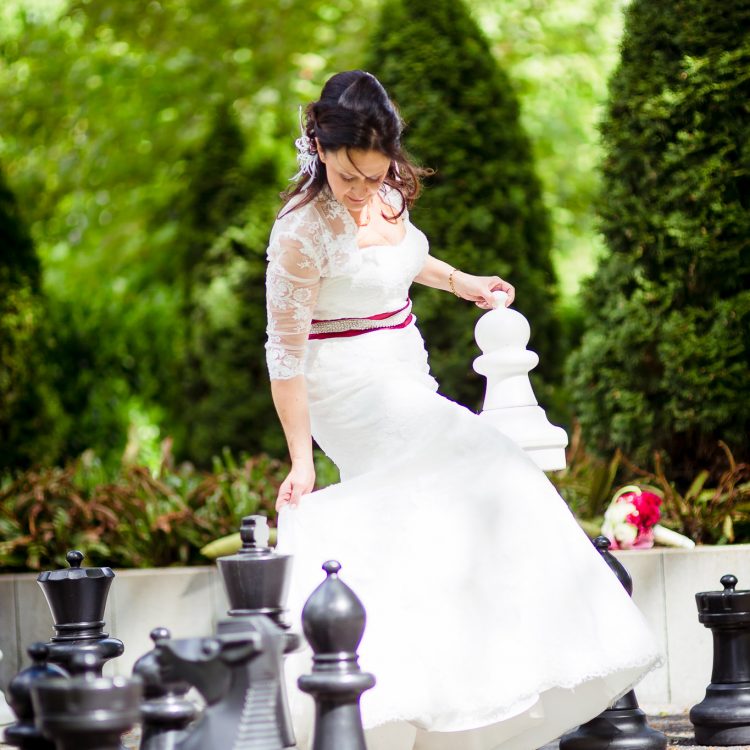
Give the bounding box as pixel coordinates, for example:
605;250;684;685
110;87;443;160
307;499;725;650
620;443;750;546
549;422;622;523
40;290;183;469
567;0;750;481
551;429;750;546
0;442;344;572
0;449;287;572
367;0;560;411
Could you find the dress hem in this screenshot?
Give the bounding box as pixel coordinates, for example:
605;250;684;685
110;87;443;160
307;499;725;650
360;650;666;734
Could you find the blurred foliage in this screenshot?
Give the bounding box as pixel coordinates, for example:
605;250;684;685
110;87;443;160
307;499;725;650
0;445;339;571
473;0;629;298
0;163;39;289
619;443;750;546
549;422;621;522
552;430;750;546
6;0;741;501
0;0;377;467
0;0;628;471
567;0;750;483
0;0;374;287
0;447;282;571
0;164;63;469
368;0;560;412
175;175;284;463
8;0;747;567
163;102;275;461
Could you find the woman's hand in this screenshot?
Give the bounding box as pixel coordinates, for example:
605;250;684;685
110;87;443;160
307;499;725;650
453;272;515;308
276;458;316;511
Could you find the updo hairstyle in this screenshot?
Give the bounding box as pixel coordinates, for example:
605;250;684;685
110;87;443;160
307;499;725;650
280;70;429;219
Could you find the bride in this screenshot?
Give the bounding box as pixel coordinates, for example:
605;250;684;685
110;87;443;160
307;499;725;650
266;69;662;750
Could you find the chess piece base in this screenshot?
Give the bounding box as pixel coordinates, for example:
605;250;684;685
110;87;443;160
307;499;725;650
560;691;667;750
3;722;56;750
690;682;750;746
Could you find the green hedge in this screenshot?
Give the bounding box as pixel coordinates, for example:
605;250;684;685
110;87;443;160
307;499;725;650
567;0;750;482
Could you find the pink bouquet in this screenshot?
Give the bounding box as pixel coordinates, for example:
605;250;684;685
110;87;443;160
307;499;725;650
602;485;662;550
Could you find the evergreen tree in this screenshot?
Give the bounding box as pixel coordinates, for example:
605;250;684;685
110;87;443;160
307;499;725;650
169;105;284;464
0;166;60;469
179;180;285;464
367;0;559;410
567;0;750;481
0;168;39;292
157;101;257;291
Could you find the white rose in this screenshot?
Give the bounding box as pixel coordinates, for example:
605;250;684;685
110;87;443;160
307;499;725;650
604;501;635;524
614;522;638;546
602;501;638;546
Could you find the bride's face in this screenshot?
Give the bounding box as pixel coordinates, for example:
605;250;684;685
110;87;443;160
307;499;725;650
317;146;391;214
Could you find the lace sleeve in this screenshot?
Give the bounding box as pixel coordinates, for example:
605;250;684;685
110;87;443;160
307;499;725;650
265;229;322;380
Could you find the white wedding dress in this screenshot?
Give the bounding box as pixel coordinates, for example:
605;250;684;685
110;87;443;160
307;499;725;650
266;184;663;750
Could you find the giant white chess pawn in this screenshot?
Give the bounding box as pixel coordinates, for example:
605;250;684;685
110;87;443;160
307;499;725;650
473;290;568;471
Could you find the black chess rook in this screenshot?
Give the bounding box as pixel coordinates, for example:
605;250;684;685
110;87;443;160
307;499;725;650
689;574;750;745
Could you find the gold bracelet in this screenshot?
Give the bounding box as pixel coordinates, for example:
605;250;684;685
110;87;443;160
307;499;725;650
448;268;461;298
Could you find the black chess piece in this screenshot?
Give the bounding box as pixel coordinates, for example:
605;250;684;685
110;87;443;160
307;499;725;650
36;550;123;675
134;515;299;750
153;627;264;750
133;628;197;750
218;516;292;626
298;560;375;750
31;652;141;750
217;515;300;748
558;537;667;750
3;643;67;750
689;574;750;744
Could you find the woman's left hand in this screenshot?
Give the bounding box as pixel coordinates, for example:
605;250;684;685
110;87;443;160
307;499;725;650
453;272;515;308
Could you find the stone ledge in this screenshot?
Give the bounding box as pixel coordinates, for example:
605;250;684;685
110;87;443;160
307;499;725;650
0;566;221;690
612;544;750;708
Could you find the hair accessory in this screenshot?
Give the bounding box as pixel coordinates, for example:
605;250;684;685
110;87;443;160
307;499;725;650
290;105;318;190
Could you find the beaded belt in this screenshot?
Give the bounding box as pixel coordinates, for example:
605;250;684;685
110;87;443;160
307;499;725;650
309;299;413;340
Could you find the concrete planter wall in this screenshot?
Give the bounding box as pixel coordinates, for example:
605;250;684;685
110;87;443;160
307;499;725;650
2;544;750;713
614;544;750;711
0;566;232;692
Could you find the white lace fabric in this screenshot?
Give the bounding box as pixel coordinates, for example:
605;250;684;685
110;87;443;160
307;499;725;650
265;185;416;380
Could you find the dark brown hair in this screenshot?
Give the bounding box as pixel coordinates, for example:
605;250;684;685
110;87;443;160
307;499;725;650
279;70;430;219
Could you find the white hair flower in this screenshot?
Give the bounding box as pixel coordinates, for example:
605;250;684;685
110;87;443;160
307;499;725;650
290;105;318;190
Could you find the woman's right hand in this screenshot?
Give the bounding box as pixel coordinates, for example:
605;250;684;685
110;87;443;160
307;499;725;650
276;459;316;511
